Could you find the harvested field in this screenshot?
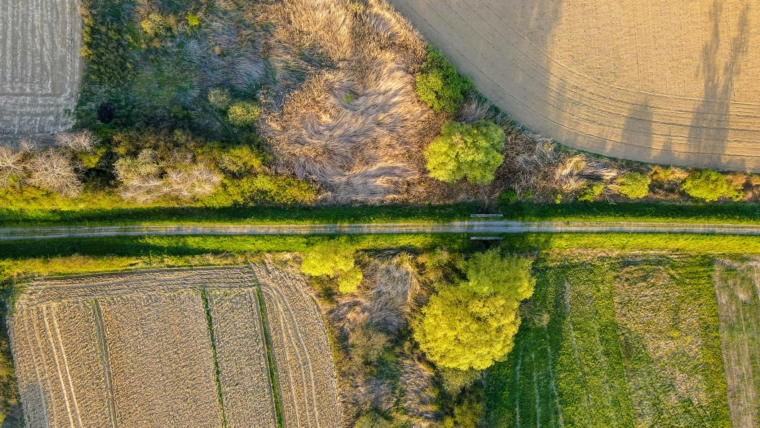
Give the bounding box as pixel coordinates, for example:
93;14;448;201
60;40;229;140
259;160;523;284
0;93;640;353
388;0;760;171
254;262;343;428
0;0;81;143
714;259;760;428
8;266;341;428
207;289;277;428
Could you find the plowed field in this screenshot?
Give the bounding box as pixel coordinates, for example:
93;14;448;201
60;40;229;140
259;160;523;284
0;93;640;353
0;0;81;143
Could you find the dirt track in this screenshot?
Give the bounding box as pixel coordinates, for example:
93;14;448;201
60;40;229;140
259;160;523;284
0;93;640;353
387;0;760;172
5;220;760;240
0;0;81;143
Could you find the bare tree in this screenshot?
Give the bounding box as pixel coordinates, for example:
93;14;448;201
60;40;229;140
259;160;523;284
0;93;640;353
55;130;98;152
0;146;25;185
27;148;82;197
164;164;222;199
114;149;165;203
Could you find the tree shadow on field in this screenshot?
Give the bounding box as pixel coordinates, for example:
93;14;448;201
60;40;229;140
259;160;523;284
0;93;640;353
621;100;654;157
687;0;751;170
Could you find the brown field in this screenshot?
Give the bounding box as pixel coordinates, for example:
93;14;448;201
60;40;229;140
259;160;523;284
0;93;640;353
0;0;81;144
9;266;339;428
388;0;760;171
714;259;760;427
254;262;343;428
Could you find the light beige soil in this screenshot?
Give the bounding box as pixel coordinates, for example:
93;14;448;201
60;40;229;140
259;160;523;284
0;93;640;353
0;0;81;143
387;0;760;172
254;262;343;428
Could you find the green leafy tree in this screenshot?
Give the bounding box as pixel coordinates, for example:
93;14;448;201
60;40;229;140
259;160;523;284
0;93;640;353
416;48;473;114
613;172;651;199
463;249;535;300
226;101;260;127
413;287;522;370
425;120;505;185
681;170;743;202
338;267;363;293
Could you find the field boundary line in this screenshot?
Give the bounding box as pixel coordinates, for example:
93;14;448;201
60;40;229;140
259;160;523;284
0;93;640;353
92;299;118;428
246;287;279;428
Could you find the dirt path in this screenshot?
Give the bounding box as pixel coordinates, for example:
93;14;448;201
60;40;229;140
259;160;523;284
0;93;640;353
386;0;760;172
5;220;760;240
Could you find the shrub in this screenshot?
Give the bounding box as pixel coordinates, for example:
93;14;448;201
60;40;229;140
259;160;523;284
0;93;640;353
187;13;200;27
342;92;355;103
416;48;473;114
204;175;316;206
413;286;522;370
141;13;166;37
425;120;505;185
208;88;231;111
499;189;518;203
578;181;605;202
217;145;264;176
301;241;357;278
443;393;484;428
682;170;743;202
338;267;363;293
613;172;651;199
354;411;391;428
226;101;260;127
439;368;481;395
350;326;389;363
463;249;535;299
77;147;107;169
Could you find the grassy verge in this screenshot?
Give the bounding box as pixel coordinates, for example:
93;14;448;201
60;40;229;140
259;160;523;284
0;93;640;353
5;201;760;227
485;253;731;427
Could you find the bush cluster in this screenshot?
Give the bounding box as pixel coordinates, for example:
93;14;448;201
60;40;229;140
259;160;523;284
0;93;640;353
300;241;363;293
416;48;473;114
681;170;744;202
614;172;651;199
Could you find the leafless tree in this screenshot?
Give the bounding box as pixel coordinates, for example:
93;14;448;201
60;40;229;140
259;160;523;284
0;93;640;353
164;164;222;199
27;148;82;197
55;130;98;152
114;149;165;203
0;146;25;185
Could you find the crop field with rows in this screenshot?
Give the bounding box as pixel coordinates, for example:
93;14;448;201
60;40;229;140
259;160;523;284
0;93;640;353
8;265;341;427
0;0;81;143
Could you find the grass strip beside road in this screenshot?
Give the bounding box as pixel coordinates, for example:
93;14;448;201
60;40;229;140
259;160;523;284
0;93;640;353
4;202;760;227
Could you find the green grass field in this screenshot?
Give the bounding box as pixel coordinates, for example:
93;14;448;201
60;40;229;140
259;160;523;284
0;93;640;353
486;252;731;427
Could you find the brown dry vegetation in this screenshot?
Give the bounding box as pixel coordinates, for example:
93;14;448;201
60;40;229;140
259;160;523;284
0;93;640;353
714;259;760;428
262;0;446;203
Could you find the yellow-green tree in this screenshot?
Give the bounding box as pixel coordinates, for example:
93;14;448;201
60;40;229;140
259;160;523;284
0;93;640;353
414;250;534;370
425;120;505;185
414;287;521;370
300;241;362;293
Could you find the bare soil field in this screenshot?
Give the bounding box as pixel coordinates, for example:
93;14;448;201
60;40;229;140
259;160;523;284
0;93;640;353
254;262;343;428
7;266;342;428
387;0;760;172
0;0;81;144
714;259;760;427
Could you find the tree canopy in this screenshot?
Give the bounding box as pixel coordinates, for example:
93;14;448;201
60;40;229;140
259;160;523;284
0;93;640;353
425;120;505;185
415;48;473;114
413;249;535;370
300;241;363;293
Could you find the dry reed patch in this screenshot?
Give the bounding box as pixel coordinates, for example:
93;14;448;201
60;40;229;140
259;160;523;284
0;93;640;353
0;0;81;144
613;257;715;426
254;262;343;428
207;288;277;428
263;0;442;202
714;259;760;428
